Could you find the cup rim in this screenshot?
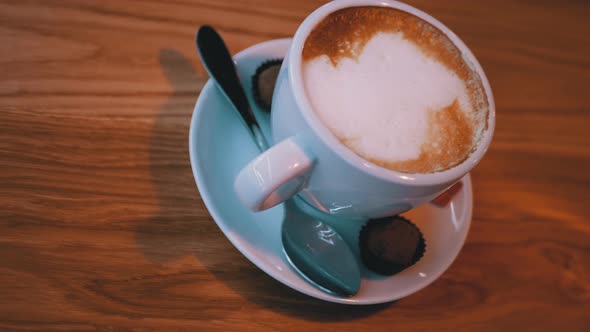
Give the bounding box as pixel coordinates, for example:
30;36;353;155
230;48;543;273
287;0;496;186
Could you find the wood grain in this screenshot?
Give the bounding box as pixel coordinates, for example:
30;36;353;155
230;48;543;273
1;0;589;331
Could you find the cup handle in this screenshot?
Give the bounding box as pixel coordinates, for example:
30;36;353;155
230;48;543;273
234;136;315;211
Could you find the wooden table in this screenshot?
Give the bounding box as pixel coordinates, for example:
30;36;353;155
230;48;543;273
1;0;589;331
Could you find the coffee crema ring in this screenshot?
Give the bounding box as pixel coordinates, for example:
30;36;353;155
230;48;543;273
301;6;490;174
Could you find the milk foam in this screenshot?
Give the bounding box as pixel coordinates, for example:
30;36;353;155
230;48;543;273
303;32;474;166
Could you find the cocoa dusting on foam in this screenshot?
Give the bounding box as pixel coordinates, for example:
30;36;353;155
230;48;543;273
303;7;476;82
302;7;489;173
367;99;474;173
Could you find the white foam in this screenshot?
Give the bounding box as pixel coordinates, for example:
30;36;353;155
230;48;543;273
303;32;474;163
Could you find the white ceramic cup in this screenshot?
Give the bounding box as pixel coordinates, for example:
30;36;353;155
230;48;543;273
234;0;495;219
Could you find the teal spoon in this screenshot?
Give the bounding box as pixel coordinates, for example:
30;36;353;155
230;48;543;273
196;25;360;296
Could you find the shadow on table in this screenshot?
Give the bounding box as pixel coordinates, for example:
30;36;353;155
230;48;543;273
135;48;391;322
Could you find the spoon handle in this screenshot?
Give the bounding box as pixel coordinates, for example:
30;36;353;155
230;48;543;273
196;25;268;150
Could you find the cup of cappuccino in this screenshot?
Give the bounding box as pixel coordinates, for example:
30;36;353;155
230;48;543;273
235;0;495;218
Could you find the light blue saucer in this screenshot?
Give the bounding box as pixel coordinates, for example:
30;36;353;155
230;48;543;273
188;38;473;304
